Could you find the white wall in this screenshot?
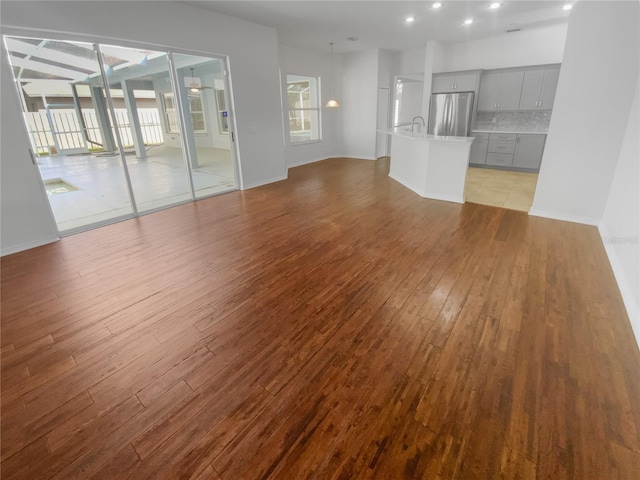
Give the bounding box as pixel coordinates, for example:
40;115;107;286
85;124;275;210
531;1;639;225
1;1;286;192
377;49;398;89
437;23;568;72
600;76;640;346
279;44;344;167
1;46;59;255
397;47;427;74
342;49;379;160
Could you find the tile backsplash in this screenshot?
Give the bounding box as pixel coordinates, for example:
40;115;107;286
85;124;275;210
475;111;552;132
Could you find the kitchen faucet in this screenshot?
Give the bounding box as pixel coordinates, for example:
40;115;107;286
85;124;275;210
411;116;426;133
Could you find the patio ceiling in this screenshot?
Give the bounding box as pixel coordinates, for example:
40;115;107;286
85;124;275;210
5;37;166;83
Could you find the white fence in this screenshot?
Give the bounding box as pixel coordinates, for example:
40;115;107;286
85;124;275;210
25;108;164;155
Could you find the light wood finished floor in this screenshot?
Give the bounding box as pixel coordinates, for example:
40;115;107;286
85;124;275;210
2;157;639;479
465;167;538;212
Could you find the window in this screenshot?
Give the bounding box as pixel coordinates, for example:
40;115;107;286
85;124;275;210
287;74;320;143
161;92;206;134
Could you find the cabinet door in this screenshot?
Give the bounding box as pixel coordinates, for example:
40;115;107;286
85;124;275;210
496;71;525;110
454;74;477;92
432;75;456;93
469;139;488;165
478;73;501;110
538;69;560;109
513;135;546;169
519;70;544;110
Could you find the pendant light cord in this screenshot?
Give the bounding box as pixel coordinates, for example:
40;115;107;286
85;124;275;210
329;42;335;100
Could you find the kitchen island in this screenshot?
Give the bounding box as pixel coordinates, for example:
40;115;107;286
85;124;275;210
379;127;474;203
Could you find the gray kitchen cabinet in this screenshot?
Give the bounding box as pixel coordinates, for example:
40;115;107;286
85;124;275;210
477;71;525;111
432;72;478;93
488;140;516;155
513;134;546;169
469;133;489;165
519;68;560;110
486;153;514;167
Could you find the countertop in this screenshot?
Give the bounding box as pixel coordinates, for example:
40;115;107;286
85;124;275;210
472;129;548;135
378;127;473;143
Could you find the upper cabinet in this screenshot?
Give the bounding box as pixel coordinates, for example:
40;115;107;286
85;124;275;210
477;71;525;111
518;68;560;110
432;72;479;93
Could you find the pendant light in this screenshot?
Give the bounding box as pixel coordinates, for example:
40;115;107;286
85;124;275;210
325;42;340;108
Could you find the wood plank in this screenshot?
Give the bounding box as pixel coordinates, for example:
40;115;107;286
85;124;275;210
1;157;639;479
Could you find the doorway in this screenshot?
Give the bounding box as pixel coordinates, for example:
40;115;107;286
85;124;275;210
4;34;239;234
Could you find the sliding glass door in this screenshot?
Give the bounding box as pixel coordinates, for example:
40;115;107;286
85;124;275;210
98;44;192;212
173;53;237;198
4;36;135;232
4;33;238;234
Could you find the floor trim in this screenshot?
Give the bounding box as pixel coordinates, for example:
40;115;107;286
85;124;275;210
528;208;600;226
599;226;640;350
1;235;59;257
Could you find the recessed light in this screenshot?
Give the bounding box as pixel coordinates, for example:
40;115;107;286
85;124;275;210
563;4;573;10
463;18;473;25
406;16;415;23
490;2;501;9
432;2;442;8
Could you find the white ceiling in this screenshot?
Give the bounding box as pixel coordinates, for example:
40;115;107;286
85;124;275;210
186;1;573;53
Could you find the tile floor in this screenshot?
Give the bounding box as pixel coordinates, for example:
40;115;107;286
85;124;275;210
464;167;538;212
38;146;236;232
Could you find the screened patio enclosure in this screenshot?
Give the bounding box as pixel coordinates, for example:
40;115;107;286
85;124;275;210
5;35;237;233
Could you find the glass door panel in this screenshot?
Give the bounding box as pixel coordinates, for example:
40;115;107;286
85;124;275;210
4;35;134;233
172;53;238;198
98;44;193;212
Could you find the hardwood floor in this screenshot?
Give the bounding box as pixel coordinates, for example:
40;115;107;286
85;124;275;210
2;157;639;479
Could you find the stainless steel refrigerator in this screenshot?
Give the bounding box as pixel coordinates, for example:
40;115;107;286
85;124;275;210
427;92;474;137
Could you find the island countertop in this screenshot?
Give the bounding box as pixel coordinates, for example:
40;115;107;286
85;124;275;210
383;127;473;204
471;129;548;135
378;127;474;143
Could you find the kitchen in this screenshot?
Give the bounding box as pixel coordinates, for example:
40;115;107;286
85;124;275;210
385;62;560;212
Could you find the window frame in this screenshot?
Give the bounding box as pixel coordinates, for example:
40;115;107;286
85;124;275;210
286;74;321;145
161;91;206;134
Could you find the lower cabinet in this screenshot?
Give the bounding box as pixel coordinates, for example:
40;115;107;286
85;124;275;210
469;131;546;171
513;134;546;169
486;153;514;167
469;133;489;165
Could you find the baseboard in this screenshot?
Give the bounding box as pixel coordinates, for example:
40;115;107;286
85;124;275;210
598;226;640;351
241;173;288;190
528;208;600;226
287;156;329;168
339;154;378;161
424;192;465;204
1;235;59;257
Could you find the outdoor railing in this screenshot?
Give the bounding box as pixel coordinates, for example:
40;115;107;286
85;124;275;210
25;108;165;155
